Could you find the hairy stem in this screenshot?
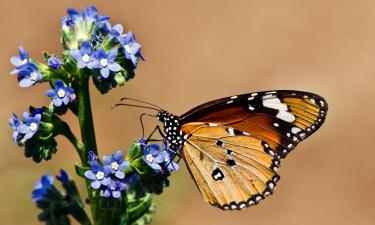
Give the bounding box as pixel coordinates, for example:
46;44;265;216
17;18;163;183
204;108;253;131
76;71;101;224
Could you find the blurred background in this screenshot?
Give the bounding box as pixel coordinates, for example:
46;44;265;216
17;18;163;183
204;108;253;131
1;0;374;224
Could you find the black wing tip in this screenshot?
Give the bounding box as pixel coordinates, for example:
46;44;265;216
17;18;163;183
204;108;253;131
211;174;281;211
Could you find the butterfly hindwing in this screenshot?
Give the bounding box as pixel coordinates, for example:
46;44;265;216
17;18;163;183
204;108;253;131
181;90;328;158
180;122;280;210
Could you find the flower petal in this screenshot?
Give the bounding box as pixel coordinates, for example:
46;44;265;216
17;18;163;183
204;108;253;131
108;63;122;72
84;170;96;180
115;171;125;179
91;180;101;189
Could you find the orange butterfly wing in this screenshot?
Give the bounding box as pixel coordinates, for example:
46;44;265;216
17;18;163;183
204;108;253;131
181;90;328;158
180;122;280;210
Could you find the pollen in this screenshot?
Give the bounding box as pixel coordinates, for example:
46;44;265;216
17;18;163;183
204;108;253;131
82;54;91;63
145;154;154;163
95;171;105;180
57;89;66;98
111;161;119;171
100;58;108;67
29;123;38;132
30;72;38;81
124;45;132;53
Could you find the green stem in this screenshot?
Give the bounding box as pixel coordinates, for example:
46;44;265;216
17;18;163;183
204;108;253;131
76;71;101;225
60;122;85;162
77;71;98;162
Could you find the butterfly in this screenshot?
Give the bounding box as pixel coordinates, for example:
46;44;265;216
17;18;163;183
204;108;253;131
115;90;328;210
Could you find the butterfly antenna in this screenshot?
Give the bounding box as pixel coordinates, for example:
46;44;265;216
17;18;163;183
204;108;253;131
120;97;163;110
111;103;160;111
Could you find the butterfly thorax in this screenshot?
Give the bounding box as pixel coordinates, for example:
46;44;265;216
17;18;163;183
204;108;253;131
157;111;186;151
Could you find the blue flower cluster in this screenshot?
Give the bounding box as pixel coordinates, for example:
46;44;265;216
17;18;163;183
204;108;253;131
10;47;42;87
62;6;143;68
142;140;179;173
9;109;43;145
85;151;130;198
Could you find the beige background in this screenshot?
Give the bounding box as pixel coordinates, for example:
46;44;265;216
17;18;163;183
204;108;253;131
0;0;374;225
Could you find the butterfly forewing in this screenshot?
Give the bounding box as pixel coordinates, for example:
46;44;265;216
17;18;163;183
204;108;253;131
181;90;328;158
180;122;280;210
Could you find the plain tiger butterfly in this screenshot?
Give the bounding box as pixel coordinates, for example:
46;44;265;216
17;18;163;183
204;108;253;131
115;90;328;210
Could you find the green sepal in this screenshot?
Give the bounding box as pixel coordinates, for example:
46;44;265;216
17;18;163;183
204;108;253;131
127;143;143;162
61;50;78;75
75;164;91;178
127;194;154;225
43;51;51;62
114;72;126;86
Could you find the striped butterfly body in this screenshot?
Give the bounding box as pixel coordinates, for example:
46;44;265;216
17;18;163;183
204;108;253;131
130;90;328;210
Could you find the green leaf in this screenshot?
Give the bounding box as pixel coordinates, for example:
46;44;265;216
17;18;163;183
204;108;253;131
75;164;90;178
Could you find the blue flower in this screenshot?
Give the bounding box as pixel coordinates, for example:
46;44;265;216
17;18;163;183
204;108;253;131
143;144;165;171
109;24;124;38
17;63;42;87
56;169;69;184
91;47;122;78
161;141;179;172
9;113;23;143
69;41;95;69
48;56;62;70
46;80;76;107
103;151;130;179
10;46;29;74
84;160;111;189
32;173;54;202
103;179;126;198
17;112;42;143
119;31;144;67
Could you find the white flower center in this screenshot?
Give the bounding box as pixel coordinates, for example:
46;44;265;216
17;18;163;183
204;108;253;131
29;123;38;132
100;58;108;67
111;162;119;171
165;154;170;163
146;154;154;163
96;171;105;180
21;59;28;65
82;54;91;63
109;183;117;190
57;88;66;98
124;45;132;53
30;72;38;81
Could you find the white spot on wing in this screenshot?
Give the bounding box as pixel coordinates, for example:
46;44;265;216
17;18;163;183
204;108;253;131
276;111;296;122
230;96;238;99
263;97;288;111
291;127;302;134
251;93;258;96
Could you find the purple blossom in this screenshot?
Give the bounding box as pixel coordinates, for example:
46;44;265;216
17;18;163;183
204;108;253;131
69;41;95;69
103;151;130;179
46;80;75;107
119;31;144;67
91;47;122;78
17;112;42;143
56;169;69;184
103;179;126;198
161;141;179;172
9;113;23;143
84;160;111;190
32;173;54;202
143;144;165;171
48;56;62;70
10;46;29;74
17;63;42;88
